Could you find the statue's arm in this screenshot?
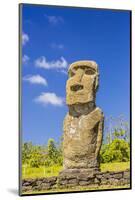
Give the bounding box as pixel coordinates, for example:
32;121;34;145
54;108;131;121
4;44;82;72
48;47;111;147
95;116;104;157
63;113;69;132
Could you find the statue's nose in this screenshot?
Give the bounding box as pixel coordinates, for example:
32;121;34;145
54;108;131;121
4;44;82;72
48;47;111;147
70;68;84;92
75;68;84;82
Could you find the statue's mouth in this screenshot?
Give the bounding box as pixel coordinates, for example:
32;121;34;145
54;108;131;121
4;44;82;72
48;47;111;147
70;84;83;92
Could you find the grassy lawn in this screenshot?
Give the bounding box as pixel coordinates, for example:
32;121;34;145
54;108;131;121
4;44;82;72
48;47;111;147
22;165;63;179
100;161;130;172
22;162;130;179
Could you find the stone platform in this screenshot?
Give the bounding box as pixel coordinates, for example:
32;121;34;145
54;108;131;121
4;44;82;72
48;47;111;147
22;169;130;193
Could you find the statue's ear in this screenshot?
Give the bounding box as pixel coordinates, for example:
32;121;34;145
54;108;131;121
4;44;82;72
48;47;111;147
95;74;99;91
68;70;72;78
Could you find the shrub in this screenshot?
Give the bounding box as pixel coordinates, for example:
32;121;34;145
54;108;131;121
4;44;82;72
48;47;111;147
100;139;130;163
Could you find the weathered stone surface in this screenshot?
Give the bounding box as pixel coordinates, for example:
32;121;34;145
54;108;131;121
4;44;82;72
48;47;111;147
94;178;100;184
102;172;111;179
22;170;130;192
123;171;130;179
101;178;109;185
42;176;57;183
77;174;89;181
79;181;89;186
68;178;78;184
32;185;42;191
23;182;32;186
112;179;119;186
108;178;115;185
66;61;99;105
62;60;104;172
96;173;103;179
120;178;130;185
58;179;68;185
22;185;32;192
118;178;129;185
113;172;123;179
41;183;51;190
22;178;35;185
36;180;42;186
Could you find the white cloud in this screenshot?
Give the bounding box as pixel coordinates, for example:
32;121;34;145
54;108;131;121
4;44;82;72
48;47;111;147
22;32;29;45
22;54;30;64
35;56;68;70
34;92;64;106
60;69;68;75
23;75;47;86
50;43;64;49
44;14;64;25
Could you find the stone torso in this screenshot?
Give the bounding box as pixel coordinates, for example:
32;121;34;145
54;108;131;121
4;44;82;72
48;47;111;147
63;107;103;169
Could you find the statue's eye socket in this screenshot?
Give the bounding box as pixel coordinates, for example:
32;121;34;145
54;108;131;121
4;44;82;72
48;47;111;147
69;71;75;78
85;70;95;75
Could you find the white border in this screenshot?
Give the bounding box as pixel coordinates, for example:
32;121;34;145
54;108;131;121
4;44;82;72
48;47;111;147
0;0;134;199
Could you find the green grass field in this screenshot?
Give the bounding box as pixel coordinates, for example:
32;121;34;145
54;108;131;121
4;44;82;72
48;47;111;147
22;165;62;179
100;162;130;172
22;162;130;179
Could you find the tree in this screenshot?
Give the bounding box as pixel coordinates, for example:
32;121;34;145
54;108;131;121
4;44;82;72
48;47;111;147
100;138;130;163
104;115;130;144
29;145;44;168
47;138;59;166
22;142;33;165
56;135;63;165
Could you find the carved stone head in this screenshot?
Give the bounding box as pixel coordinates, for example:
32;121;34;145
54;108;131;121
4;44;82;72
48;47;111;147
66;60;99;106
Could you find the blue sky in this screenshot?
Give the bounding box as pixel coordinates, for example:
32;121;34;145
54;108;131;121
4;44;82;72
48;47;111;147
21;4;130;145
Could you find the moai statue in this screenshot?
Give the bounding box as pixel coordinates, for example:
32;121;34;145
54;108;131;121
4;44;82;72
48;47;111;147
62;60;104;176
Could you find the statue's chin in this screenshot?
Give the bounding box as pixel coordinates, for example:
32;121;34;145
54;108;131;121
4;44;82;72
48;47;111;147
66;92;95;106
68;102;95;117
